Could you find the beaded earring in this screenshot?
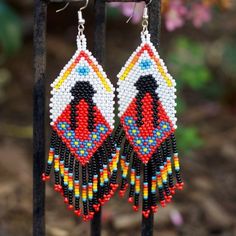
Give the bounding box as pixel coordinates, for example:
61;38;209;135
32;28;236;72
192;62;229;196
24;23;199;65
42;2;117;221
115;6;184;218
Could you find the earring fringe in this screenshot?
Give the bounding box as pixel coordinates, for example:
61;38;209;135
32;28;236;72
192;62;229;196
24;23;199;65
114;127;184;217
116;31;184;217
43;133;119;221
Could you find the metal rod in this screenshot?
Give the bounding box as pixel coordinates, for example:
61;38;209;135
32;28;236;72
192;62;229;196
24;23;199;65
93;0;106;65
91;209;102;236
90;0;106;235
141;1;161;235
148;0;161;46
33;0;47;236
142;212;154;236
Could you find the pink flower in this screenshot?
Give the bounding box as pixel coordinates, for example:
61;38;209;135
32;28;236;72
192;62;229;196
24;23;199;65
109;3;144;24
170;209;184;227
188;3;212;28
164;0;187;31
109;1;212;30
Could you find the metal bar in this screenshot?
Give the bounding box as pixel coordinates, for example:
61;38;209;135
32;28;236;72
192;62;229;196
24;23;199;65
141;212;154;236
90;0;106;235
90;210;102;236
148;0;161;46
141;1;161;236
93;0;106;64
33;0;47;236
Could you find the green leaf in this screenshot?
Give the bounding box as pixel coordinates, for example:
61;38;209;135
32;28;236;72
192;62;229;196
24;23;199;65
107;7;122;19
167;36;212;90
176;97;186;113
176;126;203;153
0;2;22;59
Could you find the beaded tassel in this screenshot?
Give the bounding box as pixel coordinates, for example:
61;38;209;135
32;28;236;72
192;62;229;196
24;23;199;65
119;143;132;197
63;148;70;204
74;160;81;216
116;28;184;217
42;10;116;221
68;154;75;209
43;135;119;221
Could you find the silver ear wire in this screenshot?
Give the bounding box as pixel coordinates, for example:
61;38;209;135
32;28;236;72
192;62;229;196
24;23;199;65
126;3;137;23
146;0;153;7
142;6;148;33
79;0;89;11
142;1;151;34
56;2;70;13
56;0;89;13
76;0;89;47
126;0;152;24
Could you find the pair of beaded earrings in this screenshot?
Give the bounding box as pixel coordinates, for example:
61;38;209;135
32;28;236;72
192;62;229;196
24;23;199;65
42;1;184;221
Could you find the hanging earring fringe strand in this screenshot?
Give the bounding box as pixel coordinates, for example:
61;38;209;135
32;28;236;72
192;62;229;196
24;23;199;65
116;7;184;218
42;9;116;221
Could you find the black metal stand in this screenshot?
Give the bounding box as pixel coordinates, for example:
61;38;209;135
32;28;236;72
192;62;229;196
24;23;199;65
33;1;47;235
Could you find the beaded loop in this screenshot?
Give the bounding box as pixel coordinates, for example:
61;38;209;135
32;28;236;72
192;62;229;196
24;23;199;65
77;33;87;50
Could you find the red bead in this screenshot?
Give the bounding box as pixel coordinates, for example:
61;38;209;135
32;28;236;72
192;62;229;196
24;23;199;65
133;205;139;211
151;206;158;213
89;212;94;219
99;199;105;206
170;188;176;195
54;184;60;192
142;210;150;218
176;182;184;190
110;183;118;190
93;204;100;212
109;190;114;196
165;197;172;203
83;215;89;222
128;197;133;203
57;185;62;192
119;190;125;197
41;173;46;181
74;210;81;216
160;200;166;207
104;194;111;201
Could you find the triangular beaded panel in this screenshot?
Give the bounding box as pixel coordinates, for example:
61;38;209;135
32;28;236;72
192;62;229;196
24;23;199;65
50;49;115;165
117;41;177;164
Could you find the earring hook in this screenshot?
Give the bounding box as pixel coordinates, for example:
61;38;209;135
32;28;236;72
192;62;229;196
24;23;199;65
56;2;70;13
79;0;89;11
146;0;153;7
56;0;89;13
126;0;153;23
126;3;137;23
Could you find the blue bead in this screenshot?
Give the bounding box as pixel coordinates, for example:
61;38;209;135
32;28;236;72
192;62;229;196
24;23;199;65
77;66;90;76
139;59;152;70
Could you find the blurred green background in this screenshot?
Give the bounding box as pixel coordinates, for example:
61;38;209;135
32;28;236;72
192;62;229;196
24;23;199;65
0;1;236;236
